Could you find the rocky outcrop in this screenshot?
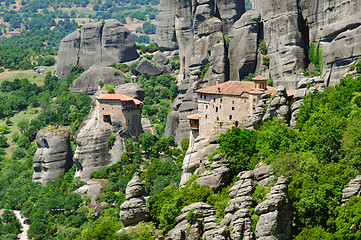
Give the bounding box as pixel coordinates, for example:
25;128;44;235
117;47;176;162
228;11;261;81
56;20;138;78
300;0;361;86
255;177;292;240
74;84;144;181
342;175;361;204
166;202;230;240
252;86;291;129
33;127;73;186
120;173;149;227
195;153;231;192
70;63;125;95
73;179;108;205
135;58;163;76
253;0;306;89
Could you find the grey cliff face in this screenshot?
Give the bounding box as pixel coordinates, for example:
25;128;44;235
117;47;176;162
56;20;139;78
228;10;261;81
155;0;178;52
300;0;361;86
120;173;149;227
253;0;306;89
70;64;125;96
33;127;73;186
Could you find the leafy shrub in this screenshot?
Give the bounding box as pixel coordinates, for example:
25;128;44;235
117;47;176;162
304;42;323;77
262;56;270;67
105;85;115;93
200;63;210;79
258;40;268;55
107;135;116;147
170;58;180;70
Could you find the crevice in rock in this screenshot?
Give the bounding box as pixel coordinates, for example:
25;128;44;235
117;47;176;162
297;0;310;71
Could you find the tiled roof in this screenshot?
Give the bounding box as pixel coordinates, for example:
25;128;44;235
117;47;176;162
253;76;268;81
96;94;143;105
287;90;297;97
196;81;275;96
187;114;199;120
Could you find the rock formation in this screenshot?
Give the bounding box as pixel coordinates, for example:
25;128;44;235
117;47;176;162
252;86;291;129
300;0;361;85
73;179;108;205
136;58;163;76
228;10;261;81
253;0;306;89
73;83;144;181
159;0;245;144
70;63;125;95
33;126;73;186
195;153;231;192
255;177;293;240
166;202;230;240
342;175;361;204
56;20;139;78
120;173;149;227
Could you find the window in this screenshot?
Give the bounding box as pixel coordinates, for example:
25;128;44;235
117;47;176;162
216;107;218;112
232;107;235;110
217;117;219;121
232;101;234;104
220;99;222;103
102;108;104;110
206;105;208;109
214;98;216;102
229;115;232;120
206;115;208;119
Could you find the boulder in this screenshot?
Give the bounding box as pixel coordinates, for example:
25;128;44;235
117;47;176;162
56;20;138;78
33;127;73;186
70;64;125;95
341;175;361;204
196;159;231;192
135;58;163;76
155;0;178;51
73;179;109;205
120;173;149;227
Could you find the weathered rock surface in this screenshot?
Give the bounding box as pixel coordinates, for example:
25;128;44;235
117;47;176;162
141;118;157;137
252;86;290;129
73;179;108;205
300;0;361;85
33;127;73;186
255;177;292;240
135;58;163;76
342;175;361;204
253;0;306;89
74;84;144;181
166;202;230;240
155;0;178;52
70;63;125;95
229;10;261;81
56;20;138;78
196;154;231;192
120;173;148;227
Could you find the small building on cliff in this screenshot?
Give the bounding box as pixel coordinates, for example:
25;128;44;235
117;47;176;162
96;94;143;136
188;76;276;137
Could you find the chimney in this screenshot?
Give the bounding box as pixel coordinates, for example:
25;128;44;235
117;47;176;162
216;78;220;85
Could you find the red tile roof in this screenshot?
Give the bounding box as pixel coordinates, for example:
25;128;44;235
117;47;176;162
103;113;110;116
253;76;268;81
96;94;143;105
196;81;275;96
287;90;297;97
187;114;199;120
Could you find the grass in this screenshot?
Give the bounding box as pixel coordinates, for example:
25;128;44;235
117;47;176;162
0;108;41;158
0;65;55;85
